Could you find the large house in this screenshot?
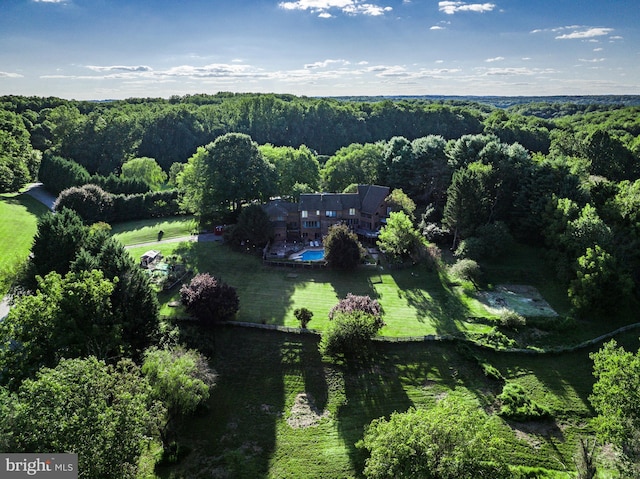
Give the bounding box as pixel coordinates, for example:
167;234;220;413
263;185;391;242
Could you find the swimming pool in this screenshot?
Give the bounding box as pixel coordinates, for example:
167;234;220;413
297;249;325;261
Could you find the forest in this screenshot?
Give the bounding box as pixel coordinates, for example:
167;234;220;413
2;92;640;478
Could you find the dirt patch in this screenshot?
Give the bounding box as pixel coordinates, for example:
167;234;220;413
508;418;565;449
287;392;330;429
477;284;558;317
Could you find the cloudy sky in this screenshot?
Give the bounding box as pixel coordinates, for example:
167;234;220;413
0;0;638;99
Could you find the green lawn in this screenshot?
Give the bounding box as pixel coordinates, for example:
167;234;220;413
0;192;49;295
127;241;496;337
111;216;198;246
148;325;623;479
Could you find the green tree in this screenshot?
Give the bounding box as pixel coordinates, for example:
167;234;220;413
120;156;168;190
321;142;383;192
443;162;493;249
179;133;276;220
323;223;365;270
260;144;320;198
0;270;119;386
385;188;416;219
590;340;640;475
358;395;508;479
377;211;425;262
142;347;215;451
0;110;39;192
226;203;273;247
6;357;161;479
568;245;632;316
28;208;88;283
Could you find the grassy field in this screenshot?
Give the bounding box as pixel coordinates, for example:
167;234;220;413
0;192;49;295
111;216;198;246
109;216;636;478
127;240;499;337
145;325;630;478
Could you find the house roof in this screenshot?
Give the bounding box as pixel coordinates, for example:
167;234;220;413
263;200;298;217
358;185;390;214
299;192;361;212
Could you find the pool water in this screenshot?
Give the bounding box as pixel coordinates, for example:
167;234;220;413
298;250;325;261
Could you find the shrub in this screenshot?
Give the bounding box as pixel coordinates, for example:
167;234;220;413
319;311;383;359
497;383;550;421
180;273;239;326
294;307;313;329
499;310;527;330
449;258;482;289
328;293;382;325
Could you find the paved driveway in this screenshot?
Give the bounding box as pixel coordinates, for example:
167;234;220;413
24;182;56;210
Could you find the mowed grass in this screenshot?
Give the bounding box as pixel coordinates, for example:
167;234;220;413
149;325;610;479
110;216;198;246
126;240;496;337
0;192;49;295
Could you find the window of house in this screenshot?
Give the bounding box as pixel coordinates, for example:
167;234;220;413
326;210;337;218
349;208;356;216
301;210;308;218
316;210;320;216
303;221;320;228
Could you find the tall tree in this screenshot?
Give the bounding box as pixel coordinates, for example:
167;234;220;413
120;156;168;190
358;395;508;479
180;133;276;220
377;211;425;262
6;357;161;479
324;223;365;270
590;340;640;475
442;162;493;249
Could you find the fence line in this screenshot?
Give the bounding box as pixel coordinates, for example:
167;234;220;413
163;318;640;355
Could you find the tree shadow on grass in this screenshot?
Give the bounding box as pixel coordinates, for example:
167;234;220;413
170;242;299;326
156;326;287;479
389;266;475;336
336;343;413;476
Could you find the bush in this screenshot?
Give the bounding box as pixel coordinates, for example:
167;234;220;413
328;293;382;324
180;273;239;326
54;184;114;224
319;311;383;359
497;383;550;421
499;310;527;330
449;258;482;289
294;307;313;329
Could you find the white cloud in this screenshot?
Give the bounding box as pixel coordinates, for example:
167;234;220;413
485;56;504;62
438;1;496;14
555;27;613;40
0;71;24;78
579;58;606;63
87;65;153;72
304;59;350;69
593;48;603;52
33;0;67;3
479;67;556;76
430;25;445;30
279;0;392;17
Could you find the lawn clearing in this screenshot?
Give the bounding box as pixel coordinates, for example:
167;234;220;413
0;192;49;295
126;241;496;337
149;326;596;478
110;216;198;246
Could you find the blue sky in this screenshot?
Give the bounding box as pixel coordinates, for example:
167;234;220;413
0;0;638;99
